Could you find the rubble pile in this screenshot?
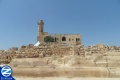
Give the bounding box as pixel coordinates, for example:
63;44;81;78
0;43;85;64
85;44;120;54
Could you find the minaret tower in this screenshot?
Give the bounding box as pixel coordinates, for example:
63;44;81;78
37;20;44;42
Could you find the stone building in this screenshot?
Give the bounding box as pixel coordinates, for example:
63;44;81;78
37;20;82;45
49;34;82;45
37;20;48;42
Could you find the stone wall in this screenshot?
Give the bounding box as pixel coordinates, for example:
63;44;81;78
1;43;120;65
85;44;120;55
49;34;82;45
0;43;85;64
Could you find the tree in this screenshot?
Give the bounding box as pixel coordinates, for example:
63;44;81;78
44;36;54;42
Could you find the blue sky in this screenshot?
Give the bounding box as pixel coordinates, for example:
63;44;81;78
0;0;120;50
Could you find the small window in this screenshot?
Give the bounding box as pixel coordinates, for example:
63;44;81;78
76;38;77;42
62;36;66;41
69;38;71;41
76;38;80;42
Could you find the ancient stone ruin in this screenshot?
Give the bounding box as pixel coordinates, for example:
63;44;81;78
0;20;120;78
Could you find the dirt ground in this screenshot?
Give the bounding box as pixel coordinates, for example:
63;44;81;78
9;52;120;79
15;77;120;80
12;67;120;78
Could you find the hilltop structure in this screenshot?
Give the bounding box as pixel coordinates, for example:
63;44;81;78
37;20;82;45
37;20;48;42
1;20;120;78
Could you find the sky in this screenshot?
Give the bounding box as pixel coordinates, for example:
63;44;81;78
0;0;120;50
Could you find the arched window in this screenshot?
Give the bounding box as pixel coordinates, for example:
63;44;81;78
62;36;66;41
76;38;80;42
